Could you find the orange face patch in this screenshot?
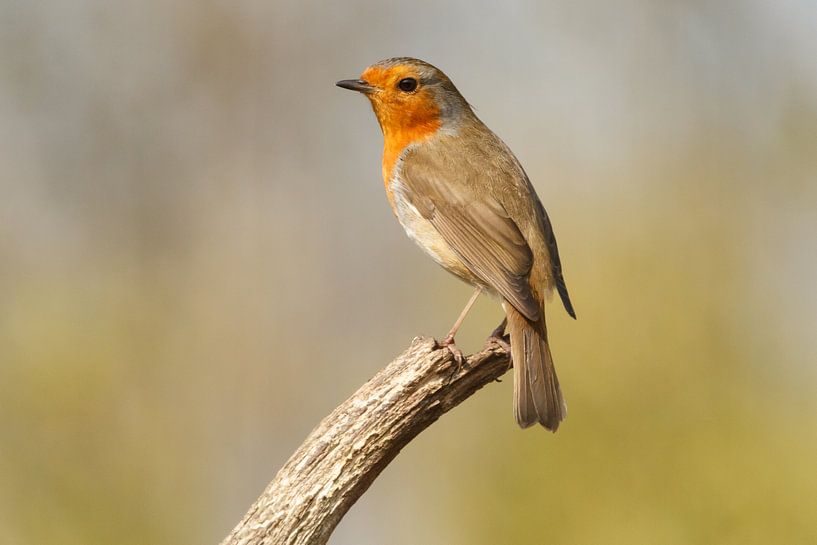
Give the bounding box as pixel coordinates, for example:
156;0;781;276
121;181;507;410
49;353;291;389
360;65;443;206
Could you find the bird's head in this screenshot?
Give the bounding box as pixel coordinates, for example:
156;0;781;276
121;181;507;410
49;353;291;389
337;57;471;138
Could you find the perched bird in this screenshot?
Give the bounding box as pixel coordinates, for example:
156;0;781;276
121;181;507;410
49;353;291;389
337;58;575;431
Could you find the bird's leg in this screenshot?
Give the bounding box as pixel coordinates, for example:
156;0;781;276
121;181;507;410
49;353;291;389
488;317;508;340
444;286;482;340
439;286;482;365
486;317;512;372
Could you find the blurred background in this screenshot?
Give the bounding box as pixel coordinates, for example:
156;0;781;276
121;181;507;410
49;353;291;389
1;1;816;544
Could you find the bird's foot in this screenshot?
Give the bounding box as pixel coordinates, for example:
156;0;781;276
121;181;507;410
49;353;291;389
485;318;511;353
488;335;512;356
485;318;512;375
438;334;466;370
486;333;511;354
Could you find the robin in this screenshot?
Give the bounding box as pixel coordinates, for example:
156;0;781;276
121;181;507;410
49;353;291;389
337;58;576;431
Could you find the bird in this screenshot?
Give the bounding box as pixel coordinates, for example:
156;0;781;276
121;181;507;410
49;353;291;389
336;57;575;431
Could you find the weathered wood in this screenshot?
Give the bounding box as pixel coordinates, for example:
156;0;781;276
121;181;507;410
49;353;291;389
220;336;511;545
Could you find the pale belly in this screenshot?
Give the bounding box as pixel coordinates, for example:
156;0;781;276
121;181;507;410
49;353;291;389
390;180;478;284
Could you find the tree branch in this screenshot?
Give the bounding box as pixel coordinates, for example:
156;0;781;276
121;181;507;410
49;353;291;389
220;336;511;545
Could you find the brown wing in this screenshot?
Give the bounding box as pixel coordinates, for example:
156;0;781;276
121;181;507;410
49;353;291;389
399;154;541;322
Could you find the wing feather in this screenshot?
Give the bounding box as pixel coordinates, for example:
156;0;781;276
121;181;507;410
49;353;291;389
400;154;540;321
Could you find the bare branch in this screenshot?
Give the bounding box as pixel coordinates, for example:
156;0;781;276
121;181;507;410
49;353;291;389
220;336;511;545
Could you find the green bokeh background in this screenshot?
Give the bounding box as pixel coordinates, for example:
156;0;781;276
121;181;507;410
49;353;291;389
1;1;816;544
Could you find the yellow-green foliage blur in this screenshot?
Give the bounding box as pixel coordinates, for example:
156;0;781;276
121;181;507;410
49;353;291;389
1;2;816;544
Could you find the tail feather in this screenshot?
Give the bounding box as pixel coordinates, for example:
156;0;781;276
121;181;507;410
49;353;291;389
506;303;566;431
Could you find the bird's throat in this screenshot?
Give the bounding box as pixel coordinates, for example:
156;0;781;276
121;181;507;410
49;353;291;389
380;120;441;208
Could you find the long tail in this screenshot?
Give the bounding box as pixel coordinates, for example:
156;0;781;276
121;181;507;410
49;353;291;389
506;303;566;431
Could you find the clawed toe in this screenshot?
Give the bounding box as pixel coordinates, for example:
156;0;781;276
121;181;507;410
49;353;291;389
438;335;465;368
485;317;511;353
487;334;511;354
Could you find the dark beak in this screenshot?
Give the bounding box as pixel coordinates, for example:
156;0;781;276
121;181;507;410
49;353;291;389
335;79;376;94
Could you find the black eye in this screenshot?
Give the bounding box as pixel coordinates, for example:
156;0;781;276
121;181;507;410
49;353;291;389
397;78;418;92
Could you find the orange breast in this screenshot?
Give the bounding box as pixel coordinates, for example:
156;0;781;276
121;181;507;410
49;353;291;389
381;121;441;210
